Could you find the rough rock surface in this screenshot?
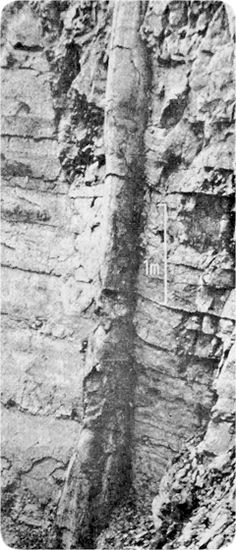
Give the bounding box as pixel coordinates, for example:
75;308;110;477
133;0;235;497
1;1;110;546
1;1;235;549
151;320;235;549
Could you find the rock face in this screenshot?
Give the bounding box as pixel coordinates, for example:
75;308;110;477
1;1;235;549
152;321;235;549
1;1;110;546
132;0;235;497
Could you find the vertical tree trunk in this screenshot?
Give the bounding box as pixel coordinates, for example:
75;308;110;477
56;2;149;547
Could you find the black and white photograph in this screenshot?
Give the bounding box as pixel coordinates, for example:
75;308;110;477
1;0;235;548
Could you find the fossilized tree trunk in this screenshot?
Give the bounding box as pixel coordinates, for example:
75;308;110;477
56;1;148;547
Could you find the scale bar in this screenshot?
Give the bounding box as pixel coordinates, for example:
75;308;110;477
163;203;168;305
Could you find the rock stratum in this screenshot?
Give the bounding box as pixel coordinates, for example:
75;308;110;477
1;1;235;549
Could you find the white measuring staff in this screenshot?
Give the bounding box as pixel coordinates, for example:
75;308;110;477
163;202;168;306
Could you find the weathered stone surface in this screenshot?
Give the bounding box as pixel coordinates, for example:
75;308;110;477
1;1;235;549
132;0;235;505
1;2;108;547
151;328;235;550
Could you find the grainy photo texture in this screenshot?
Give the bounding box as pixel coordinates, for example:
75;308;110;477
1;0;235;549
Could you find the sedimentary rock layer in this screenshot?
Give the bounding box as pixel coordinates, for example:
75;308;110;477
1;1;110;546
132;0;235;498
1;1;235;549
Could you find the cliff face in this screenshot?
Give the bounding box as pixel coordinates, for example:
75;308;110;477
1;2;111;546
1;1;235;549
152;329;235;550
132;0;235;496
